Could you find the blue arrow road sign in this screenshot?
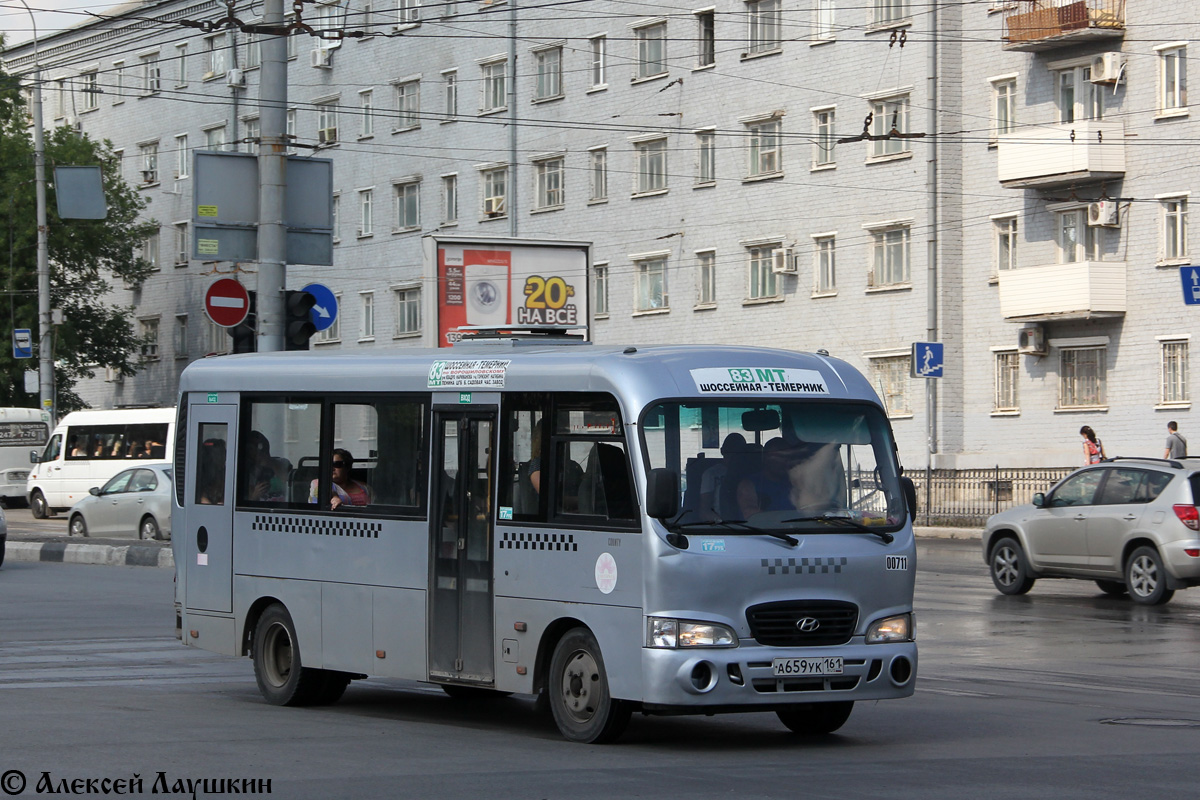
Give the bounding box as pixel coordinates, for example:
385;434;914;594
301;283;339;332
912;341;944;379
1181;266;1200;305
13;328;33;359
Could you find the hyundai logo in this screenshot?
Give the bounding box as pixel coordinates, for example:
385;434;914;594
796;617;821;632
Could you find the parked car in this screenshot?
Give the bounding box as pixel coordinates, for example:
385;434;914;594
0;505;7;567
67;463;172;541
983;457;1200;605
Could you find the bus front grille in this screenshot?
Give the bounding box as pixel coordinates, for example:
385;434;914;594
746;600;858;646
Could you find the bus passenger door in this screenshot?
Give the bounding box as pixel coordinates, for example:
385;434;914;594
429;410;496;685
184;402;237;614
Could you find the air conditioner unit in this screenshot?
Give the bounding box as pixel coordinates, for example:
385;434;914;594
770;247;796;275
318;126;338;144
396;7;421;25
1088;200;1119;227
1018;325;1047;356
227;68;245;87
1090;52;1125;84
310;48;332;69
484;196;505;216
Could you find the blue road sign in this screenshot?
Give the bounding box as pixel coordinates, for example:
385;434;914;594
912;341;944;379
1180;266;1200;305
301;283;339;332
13;328;33;359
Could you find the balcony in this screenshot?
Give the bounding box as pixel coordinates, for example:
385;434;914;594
997;120;1125;188
1003;1;1125;52
998;261;1126;321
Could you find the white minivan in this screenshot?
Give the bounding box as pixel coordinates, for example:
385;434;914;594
0;407;51;508
27;407;175;518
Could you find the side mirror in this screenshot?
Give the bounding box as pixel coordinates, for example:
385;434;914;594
900;476;917;523
1032;492;1045;508
29;450;40;464
89;487;101;496
645;468;680;520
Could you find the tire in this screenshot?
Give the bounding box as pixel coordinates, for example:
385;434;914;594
139;515;160;541
251;603;331;706
1095;579;1127;597
990;536;1036;595
548;627;631;744
440;684;512;700
69;514;88;538
0;539;6;568
776;701;855;735
30;490;49;520
1125;546;1175;606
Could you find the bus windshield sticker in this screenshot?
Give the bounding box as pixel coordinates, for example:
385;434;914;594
700;539;726;553
690;368;829;395
428;359;511;389
595;553;618;595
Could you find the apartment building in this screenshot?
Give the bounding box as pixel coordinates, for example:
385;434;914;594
1;1;1194;468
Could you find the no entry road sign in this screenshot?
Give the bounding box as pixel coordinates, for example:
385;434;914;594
205;278;251;328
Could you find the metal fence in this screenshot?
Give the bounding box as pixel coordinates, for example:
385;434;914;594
911;466;1075;528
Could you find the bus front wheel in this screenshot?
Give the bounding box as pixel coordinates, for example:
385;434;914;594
548;627;631;744
776;701;854;735
30;490;49;519
252;603;335;706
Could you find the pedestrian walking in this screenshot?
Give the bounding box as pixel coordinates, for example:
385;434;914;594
1164;420;1188;459
1080;426;1105;465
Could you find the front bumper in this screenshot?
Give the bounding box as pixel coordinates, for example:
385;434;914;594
640;639;917;712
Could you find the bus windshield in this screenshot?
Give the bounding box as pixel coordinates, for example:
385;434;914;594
642;400;905;533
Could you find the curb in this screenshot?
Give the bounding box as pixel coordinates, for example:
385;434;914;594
4;541;174;569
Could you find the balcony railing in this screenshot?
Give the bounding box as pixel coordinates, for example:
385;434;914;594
1003;1;1126;52
998;260;1126;321
997;120;1125;188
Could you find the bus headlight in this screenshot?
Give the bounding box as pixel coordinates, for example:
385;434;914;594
865;613;914;643
646;617;738;648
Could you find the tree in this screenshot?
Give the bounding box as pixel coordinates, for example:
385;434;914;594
0;59;157;411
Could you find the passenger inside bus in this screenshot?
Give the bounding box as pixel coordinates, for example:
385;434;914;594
577;442;635;519
309;448;373;509
736;438;794;517
787;442;847;513
242;431;288;502
197;438;226;505
697;433;746;520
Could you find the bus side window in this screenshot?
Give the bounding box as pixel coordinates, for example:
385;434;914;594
196;427;228;505
577;441;635;520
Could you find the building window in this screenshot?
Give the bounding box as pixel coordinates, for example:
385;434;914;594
994;351;1019;412
634;256;668;312
815;0;836;41
207;318;230;355
747;118;782;177
1159;45;1187;114
141;54;161;95
871;355;911;416
443;71;457;120
534;46;563;100
442;175;458;224
174;134;189;179
315;294;341;343
359;90;374;137
141;229;160;270
870;95;910;157
589;36;607;88
481;60;507;113
393;181;420;231
139;318;160;360
813;235;836;293
482;167;507;217
205;126;226;151
1056;209;1100;263
113;61;125;105
360;292;375;340
203;34;228;78
242;118;259;153
635;22;667;80
1162;340;1190;405
813;107;836;167
394;287;421;336
594;263;609;316
332;193;340;242
358;188;374;236
81;72;99;110
174;222;188;266
175;44;188;87
1163;197;1189;261
244;34;260;69
174;315;188;359
317;101;338;144
747;245;780;300
635;138;668;194
140;142;159;184
589;148;608;201
870;226;910;286
286;110;296;154
747;0;781;54
995;216;1017;271
395;81;420;130
696;11;715;67
1056;66;1102;124
397;0;420;25
992;78;1016;138
697;251;716;306
873;0;907;25
696;131;716;185
1060;347;1106;408
534;158;565;210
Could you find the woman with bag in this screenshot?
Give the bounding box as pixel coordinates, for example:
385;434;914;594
1080;426;1105;465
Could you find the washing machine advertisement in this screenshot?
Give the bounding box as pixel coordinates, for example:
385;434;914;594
435;238;590;346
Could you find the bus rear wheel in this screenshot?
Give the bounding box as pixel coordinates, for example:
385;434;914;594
776;701;854;735
252;603;335;706
548;627;631;744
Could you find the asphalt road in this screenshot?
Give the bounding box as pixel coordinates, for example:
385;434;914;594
2;540;1199;799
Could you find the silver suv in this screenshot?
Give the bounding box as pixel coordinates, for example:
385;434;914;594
983;457;1200;605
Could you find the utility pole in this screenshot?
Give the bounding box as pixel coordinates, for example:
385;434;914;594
256;0;288;352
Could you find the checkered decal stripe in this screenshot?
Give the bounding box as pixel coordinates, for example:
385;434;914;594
251;514;382;539
500;531;578;551
761;557;848;575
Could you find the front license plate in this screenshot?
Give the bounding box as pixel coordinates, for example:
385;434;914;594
772;657;844;677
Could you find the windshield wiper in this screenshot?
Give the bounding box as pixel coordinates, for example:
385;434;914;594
781;514;895;544
667;519;798;547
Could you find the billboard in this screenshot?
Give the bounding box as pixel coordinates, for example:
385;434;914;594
432;237;590;347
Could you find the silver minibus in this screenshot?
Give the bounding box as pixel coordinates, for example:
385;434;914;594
173;335;917;742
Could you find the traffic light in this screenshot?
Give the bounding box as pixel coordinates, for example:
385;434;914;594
284;289;317;351
230;291;257;354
